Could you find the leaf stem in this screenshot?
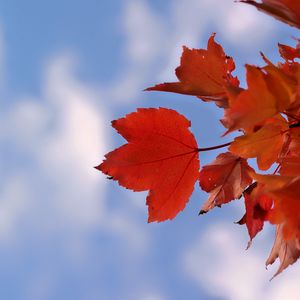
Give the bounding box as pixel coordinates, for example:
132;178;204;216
197;141;232;152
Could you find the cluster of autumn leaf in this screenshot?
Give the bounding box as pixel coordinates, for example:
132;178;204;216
97;0;300;277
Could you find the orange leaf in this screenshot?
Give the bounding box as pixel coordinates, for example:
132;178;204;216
222;65;291;131
266;224;300;279
199;152;253;214
251;173;292;192
146;34;239;108
280;156;300;175
242;0;300;29
97;108;200;222
229;120;288;170
252;173;300;240
269;177;300;240
262;54;297;105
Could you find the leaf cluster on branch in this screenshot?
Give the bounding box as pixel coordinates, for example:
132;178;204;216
97;0;300;277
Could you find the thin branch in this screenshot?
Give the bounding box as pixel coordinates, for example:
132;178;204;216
197;141;232;152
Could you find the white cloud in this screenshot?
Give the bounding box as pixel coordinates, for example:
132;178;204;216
211;0;274;48
184;223;300;300
109;0;167;103
0;52;151;255
223;3;273;44
38;55;108;227
0;175;30;241
123;0;166;64
1;55;109;233
3;97;49;148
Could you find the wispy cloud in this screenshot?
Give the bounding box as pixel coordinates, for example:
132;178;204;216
0;51;154;298
183;223;300;300
0;52;151;254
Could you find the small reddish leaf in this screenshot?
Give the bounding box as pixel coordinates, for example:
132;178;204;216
199;152;253;214
146;34;239;108
266;224;300;279
97;108;200;222
278;43;300;61
242;0;300;29
239;184;273;245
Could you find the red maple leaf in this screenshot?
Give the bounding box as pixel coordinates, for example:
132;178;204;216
146;34;239;108
96;108;200;222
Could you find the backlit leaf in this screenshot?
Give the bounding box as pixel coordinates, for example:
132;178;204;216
238;183;273;245
199;152;253;213
146;34;239;108
97;108;200;222
222;65;291;132
229;119;288;170
266;225;300;279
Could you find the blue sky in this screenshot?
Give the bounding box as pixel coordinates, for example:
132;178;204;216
0;1;300;299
